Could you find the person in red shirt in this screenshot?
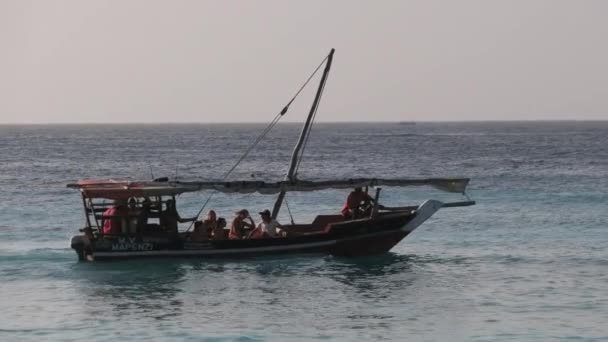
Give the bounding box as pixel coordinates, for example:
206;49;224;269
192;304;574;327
102;200;127;235
341;187;376;219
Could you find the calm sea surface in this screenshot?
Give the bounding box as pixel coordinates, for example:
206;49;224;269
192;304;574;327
0;122;606;341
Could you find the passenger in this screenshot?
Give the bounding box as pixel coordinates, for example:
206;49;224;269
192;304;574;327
228;209;255;240
250;209;283;239
211;218;228;240
127;197;139;234
191;210;217;241
203;210;217;237
190;221;207;242
137;197;152;230
102;200;126;235
341;187;375;219
160;199;197;235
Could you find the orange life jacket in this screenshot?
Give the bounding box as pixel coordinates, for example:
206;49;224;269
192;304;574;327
248;226;265;239
229;218;244;240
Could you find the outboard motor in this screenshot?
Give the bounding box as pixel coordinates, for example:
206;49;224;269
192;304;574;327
70;235;87;261
71;229;94;261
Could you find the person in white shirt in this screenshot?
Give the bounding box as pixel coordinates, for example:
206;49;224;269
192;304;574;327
252;209;284;238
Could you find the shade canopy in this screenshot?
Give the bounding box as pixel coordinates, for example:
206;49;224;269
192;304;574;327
68;177;469;199
181;178;470;194
67;179;202;200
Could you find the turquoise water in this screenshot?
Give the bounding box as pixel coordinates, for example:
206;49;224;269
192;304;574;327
0;122;607;341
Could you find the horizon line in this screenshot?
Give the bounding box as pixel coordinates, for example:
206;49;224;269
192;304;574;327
1;119;608;125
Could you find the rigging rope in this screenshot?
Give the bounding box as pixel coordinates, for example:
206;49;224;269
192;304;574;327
282;54;330;114
185;53;330;232
220;112;283;180
284;194;295;225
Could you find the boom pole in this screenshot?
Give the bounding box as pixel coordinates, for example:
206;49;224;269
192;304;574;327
271;48;335;219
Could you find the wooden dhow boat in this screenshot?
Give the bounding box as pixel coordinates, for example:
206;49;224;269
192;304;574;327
68;49;474;261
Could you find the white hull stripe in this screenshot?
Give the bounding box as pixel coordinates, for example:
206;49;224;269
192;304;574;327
94;239;337;258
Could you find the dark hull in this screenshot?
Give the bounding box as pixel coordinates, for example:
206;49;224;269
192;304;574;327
71;200;444;261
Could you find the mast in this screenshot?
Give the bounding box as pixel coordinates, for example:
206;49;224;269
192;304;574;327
271;48;335;219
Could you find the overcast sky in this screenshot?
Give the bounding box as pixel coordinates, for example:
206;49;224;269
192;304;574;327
1;0;607;123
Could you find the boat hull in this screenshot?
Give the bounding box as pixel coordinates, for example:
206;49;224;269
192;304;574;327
71;200;444;261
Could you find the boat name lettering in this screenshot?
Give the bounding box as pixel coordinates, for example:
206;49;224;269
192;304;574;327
111;238;154;251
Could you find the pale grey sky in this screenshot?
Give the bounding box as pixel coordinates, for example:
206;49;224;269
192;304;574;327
1;0;607;123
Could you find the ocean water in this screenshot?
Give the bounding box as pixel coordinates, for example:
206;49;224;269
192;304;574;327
0;122;606;341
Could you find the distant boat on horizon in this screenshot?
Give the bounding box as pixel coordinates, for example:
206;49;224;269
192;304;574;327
398;121;416;125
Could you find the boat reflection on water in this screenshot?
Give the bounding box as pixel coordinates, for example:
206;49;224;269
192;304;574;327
66;252;477;339
73;260;188;321
332;252;415;270
323;253;418;297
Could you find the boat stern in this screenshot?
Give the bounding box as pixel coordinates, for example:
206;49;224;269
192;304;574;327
70;234;93;261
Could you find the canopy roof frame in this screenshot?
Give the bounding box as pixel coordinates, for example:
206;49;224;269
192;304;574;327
67;177;470;200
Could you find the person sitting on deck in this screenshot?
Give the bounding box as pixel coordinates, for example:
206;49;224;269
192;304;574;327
203;210;217;235
190;221;207;241
159;199;197;235
249;209;283;239
341;187;380;219
228;209;255;240
102;200;127;235
211;217;228;240
191;210;217;241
